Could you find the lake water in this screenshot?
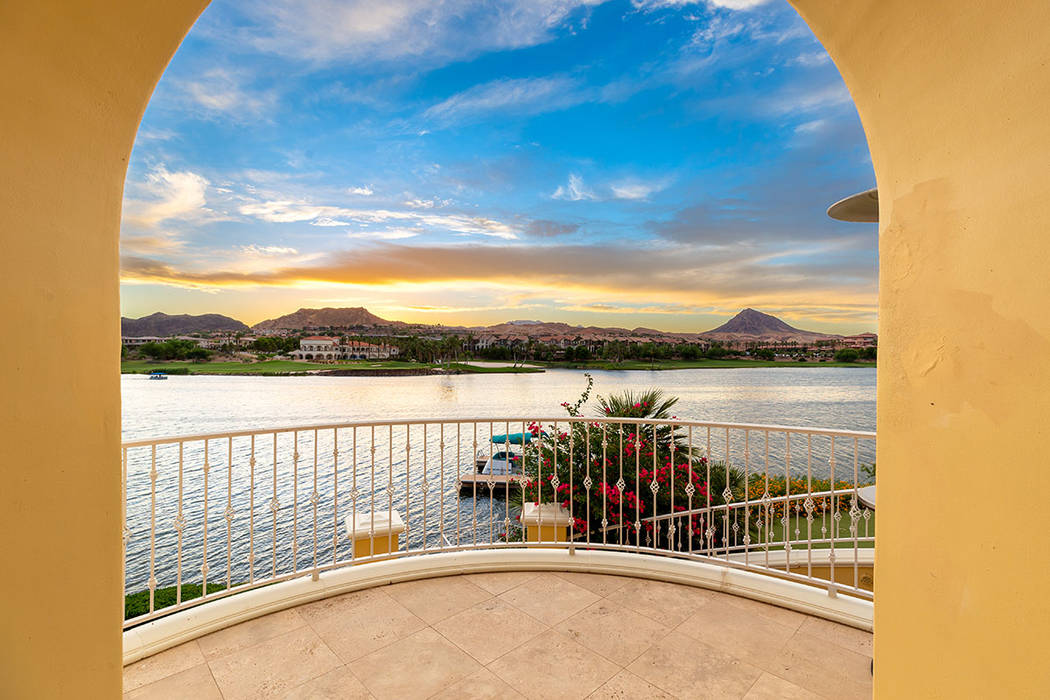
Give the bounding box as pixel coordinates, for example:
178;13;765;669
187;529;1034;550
121;368;876;594
122;367;876;441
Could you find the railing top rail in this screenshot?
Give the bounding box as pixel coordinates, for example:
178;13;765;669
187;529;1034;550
121;417;876;448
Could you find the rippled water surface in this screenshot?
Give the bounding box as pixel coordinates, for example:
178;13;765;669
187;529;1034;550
123;367;875;440
121;368;875;594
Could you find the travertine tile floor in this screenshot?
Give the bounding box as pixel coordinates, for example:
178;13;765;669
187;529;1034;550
123;571;872;699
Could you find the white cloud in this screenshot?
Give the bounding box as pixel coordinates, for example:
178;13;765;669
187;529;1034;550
312;217;352;227
773;83;852;114
611;180;668;200
180;69;277;121
123;165;211;227
403;198;452;209
120;233;189;255
794;119;826;134
347;228;421;241
240;244;300;255
633;0;771;10
689;15;749;46
229;1;607;66
348;186;374;196
791;51;831;67
424;76;584;123
552;174;598;201
238;199;518;239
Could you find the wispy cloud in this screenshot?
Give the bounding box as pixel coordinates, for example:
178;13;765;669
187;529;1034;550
238;199;519;239
120;241;877;320
178;69;277;121
611;179;670;200
346;228;421;241
222;1;607;67
424;76;584;124
552;174;598;201
633;0;772;11
122;165;213;228
348;185;374;196
240;244;299;256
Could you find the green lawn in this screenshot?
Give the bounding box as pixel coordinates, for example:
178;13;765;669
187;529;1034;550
740;510;876;550
443;362;543;374
121;359;431;375
125;582;228;620
121;359;543;375
543;359;875;370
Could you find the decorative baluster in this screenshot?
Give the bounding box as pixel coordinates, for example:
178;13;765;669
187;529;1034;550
225;436;233;589
488;421;495;544
705;426;713;553
332;428;339;566
311;430;318;576
763;430;771;569
350;427;358;562
805;434;814;579
601;424;608;545
387;425;394;555
568;420;575;549
292;432;299;573
121;447;128;606
148;444;157;615
744;430;752;565
174;442;184;605
271;433;278;580
249;435;256;584
584;422;592;546
201;440;210;598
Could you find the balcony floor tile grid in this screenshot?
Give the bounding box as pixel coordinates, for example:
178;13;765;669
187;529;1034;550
123;571;872;699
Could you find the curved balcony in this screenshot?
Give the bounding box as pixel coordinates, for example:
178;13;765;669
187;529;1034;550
121;417;875;697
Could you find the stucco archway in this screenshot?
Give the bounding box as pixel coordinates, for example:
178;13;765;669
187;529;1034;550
3;1;1049;696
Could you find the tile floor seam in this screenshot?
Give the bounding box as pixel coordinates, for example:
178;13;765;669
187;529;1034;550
429;599;552;666
559;600;677;670
205;662;228;700
762;667;835;699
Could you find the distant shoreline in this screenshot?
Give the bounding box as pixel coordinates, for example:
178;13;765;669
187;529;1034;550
121;358;874;376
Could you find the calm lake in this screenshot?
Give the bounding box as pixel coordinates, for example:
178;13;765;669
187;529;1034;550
122;367;876;441
121;368;876;592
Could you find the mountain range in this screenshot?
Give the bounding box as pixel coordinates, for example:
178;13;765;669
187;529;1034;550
121;312;248;336
122;307;857;342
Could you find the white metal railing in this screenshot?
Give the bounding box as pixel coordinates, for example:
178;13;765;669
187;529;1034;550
122;417;876;628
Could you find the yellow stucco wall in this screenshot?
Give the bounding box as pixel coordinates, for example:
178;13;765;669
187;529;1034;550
3;0;1050;696
0;2;206;696
791;0;1050;696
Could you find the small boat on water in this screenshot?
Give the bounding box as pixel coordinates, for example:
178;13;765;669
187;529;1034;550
148;371;168;380
459;432;534;495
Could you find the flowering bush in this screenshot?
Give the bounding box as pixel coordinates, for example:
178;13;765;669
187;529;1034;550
513;376;747;551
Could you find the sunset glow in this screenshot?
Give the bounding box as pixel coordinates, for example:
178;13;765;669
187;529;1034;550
120;0;877;333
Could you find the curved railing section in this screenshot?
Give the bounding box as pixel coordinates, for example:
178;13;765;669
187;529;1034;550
122;417;876;629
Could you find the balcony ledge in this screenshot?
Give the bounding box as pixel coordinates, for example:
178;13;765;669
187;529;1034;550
123;548;873;666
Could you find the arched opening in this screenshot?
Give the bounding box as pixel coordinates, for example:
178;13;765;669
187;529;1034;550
4;1;1050;697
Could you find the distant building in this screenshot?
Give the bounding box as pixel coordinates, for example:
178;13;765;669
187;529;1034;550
121;336;166;346
842;333;878;349
290;336;399;362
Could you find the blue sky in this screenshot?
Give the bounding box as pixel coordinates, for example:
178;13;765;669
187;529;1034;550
120;0;877;333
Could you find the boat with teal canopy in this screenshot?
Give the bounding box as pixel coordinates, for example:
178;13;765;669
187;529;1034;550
490;432;540;445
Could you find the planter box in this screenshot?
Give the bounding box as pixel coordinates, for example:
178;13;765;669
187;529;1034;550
521;502;572;544
345;511;406;559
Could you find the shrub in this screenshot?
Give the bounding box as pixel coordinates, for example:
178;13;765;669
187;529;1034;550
514;376;747;551
834;348;859;363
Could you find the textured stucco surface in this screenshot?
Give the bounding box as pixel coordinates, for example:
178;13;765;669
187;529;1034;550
0;2;207;697
792;1;1050;696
